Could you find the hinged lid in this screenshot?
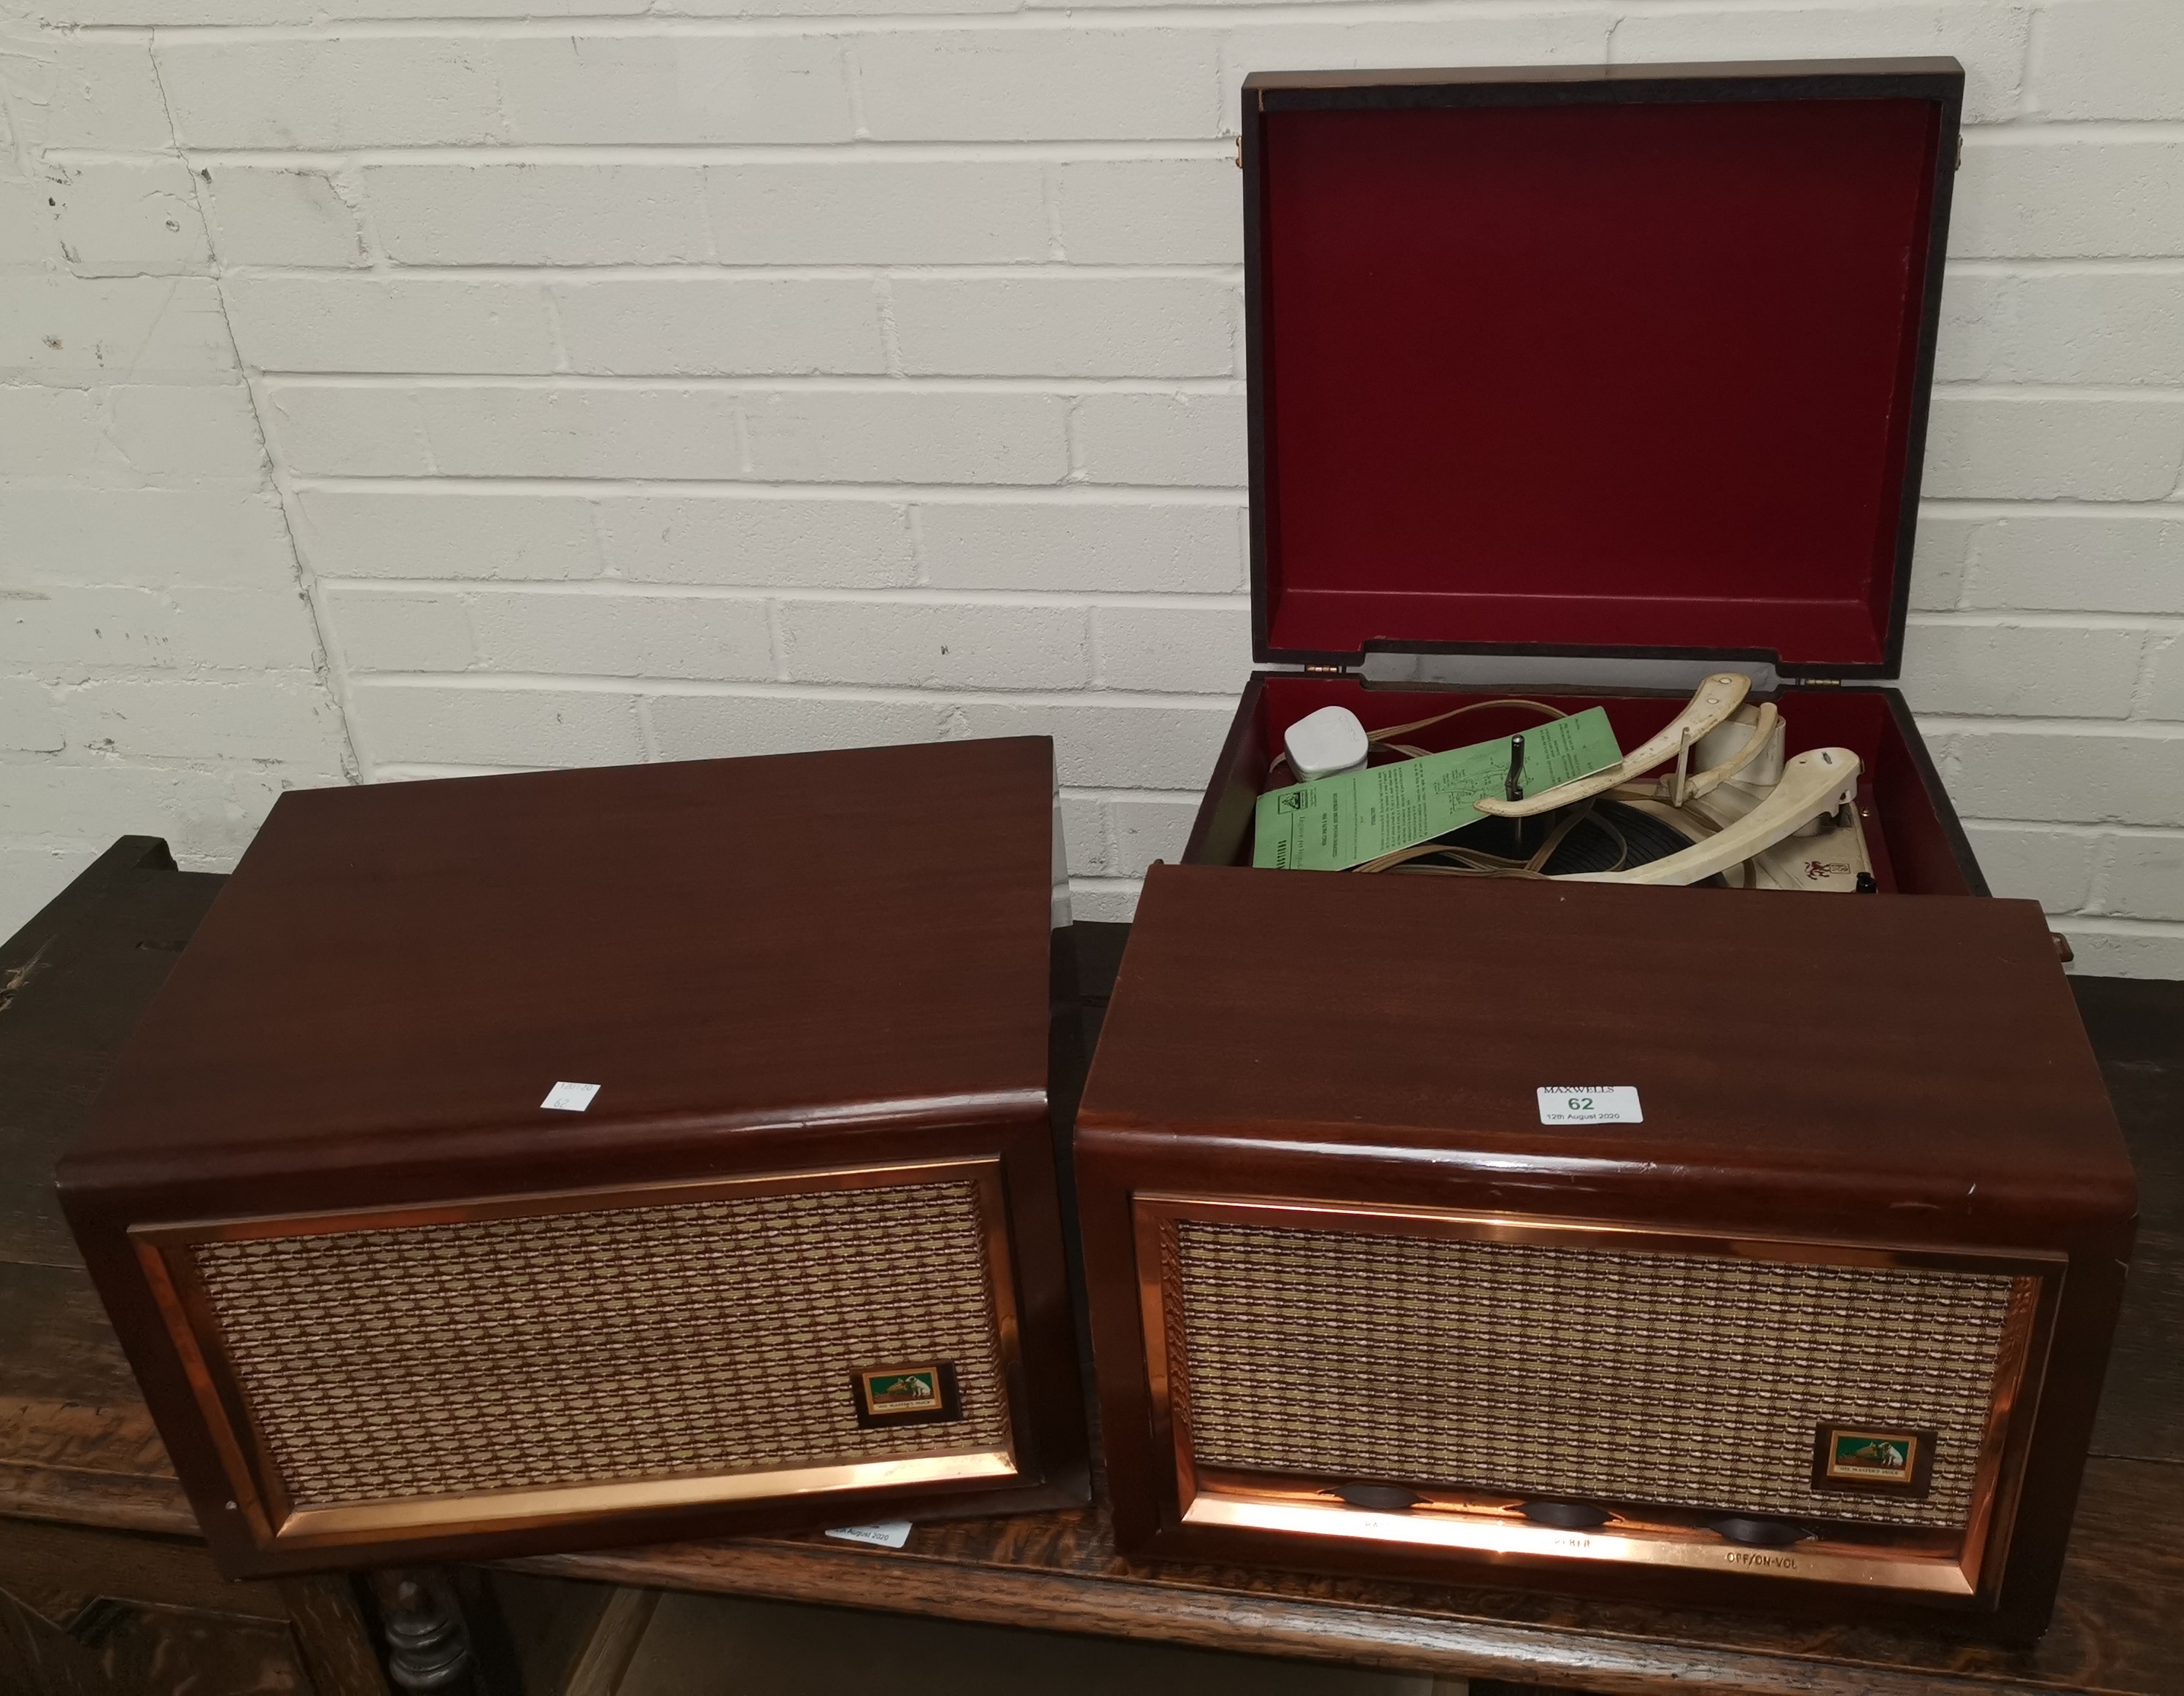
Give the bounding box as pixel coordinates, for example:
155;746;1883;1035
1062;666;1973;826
1243;58;1964;679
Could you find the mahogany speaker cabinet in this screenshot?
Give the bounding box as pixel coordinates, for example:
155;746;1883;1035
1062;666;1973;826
58;737;1089;1578
1077;867;2134;1639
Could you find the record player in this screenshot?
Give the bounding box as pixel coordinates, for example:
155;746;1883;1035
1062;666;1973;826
1182;56;1984;899
1074;58;2137;1638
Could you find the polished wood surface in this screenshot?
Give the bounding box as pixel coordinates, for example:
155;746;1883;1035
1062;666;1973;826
65;740;1060;1187
1072;867;2132;1636
4;850;2180;1693
55;740;1088;1575
1082;868;2128;1230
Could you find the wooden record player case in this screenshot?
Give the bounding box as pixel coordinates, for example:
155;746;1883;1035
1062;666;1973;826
58;737;1088;1577
1074;58;2138;1638
1186;57;1981;894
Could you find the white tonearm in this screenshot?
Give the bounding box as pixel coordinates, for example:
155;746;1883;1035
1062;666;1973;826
1558;747;1863;886
1472;672;1751;819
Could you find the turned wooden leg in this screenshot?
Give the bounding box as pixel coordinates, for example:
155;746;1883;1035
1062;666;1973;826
371;1571;473;1693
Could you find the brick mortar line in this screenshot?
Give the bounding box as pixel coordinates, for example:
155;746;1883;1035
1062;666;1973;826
1945;258;2184;276
238;376;2184;396
124;258;2153;280
277;479;1255;492
1;672;339;689
210;263;1250;280
66;141;1245;165
1919;715;2184;735
1960;818;2184;840
40;0;2092;41
279;477;1246;498
316;580;1251;607
241;373;2184;398
1907;611;2184;630
1932;382;2184;400
254;373;1249;392
342;674;1244;703
1967;121;2184;144
260;481;2184;514
1923;497;2184;514
1060;784;1209;802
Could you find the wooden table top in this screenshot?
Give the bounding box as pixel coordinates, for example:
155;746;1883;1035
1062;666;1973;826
5;839;2179;1696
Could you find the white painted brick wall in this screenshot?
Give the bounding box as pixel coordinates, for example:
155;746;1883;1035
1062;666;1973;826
1;1;2181;970
0;18;352;928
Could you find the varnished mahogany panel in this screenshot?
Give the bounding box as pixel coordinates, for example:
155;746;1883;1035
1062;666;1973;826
2074;980;2184;1471
1083;869;2123;1236
1074;867;2134;1638
63;742;1061;1195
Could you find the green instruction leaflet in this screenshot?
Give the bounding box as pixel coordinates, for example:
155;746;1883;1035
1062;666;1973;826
1252;708;1624;872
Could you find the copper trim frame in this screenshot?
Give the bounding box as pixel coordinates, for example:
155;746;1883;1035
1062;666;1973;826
276;1451;1018;1548
133;1157;1027;1551
1131;1192;2059;1603
1953;1271;2053;1597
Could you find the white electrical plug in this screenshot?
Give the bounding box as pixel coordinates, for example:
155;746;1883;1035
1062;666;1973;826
1283;705;1370;782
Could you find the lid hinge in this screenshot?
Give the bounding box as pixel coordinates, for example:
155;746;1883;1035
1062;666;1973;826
1803;678;1845;687
1303;664;1347;678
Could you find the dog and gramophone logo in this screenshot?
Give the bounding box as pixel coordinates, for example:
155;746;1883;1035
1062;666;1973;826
852;1363;958;1425
1829;1432;1915;1480
1813;1422;1932;1494
862;1368;942;1414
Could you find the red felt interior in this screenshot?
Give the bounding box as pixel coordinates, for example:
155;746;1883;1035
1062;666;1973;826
1197;678;1970;894
1258;97;1940;667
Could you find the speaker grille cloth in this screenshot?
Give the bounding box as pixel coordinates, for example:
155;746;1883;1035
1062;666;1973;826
193;1181;1009;1508
1174;1222;2017;1528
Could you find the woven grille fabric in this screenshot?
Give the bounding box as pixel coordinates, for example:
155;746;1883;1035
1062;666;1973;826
195;1181;1009;1508
1174;1221;2015;1529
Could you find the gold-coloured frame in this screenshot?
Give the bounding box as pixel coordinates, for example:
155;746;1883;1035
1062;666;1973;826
135;1158;1029;1552
1132;1193;2059;1603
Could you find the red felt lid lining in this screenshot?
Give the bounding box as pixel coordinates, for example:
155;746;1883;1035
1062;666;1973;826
1252;78;1951;673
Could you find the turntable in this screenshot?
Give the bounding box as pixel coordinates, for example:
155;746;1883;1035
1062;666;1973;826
1256;671;1880;891
1180;58;1988;905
